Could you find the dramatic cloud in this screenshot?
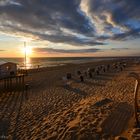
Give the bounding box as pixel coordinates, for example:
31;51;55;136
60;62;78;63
88;0;140;37
0;0;139;46
34;47;101;53
111;28;140;40
111;48;130;51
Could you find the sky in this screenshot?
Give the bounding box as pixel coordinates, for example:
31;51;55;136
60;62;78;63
0;0;140;57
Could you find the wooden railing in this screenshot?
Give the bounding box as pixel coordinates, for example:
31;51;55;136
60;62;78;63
129;72;140;126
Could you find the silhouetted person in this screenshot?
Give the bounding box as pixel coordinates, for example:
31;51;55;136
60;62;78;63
87;68;92;78
25;70;28;76
84;71;87;77
96;70;99;75
66;73;72;80
123;64;126;68
80;75;84;82
77;71;81;75
89;72;92;78
103;67;106;72
120;67;123;71
91;68;95;73
107;64;110;71
37;65;40;69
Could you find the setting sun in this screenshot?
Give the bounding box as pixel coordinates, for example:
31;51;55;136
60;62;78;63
22;46;33;56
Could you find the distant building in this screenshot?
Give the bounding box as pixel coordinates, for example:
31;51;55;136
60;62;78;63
0;62;17;79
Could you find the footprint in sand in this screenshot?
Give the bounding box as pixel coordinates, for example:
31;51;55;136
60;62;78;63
101;102;133;136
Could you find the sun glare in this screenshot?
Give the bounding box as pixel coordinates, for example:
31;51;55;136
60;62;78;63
22;46;33;56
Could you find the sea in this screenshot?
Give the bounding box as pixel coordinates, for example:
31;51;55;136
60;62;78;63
0;57;136;69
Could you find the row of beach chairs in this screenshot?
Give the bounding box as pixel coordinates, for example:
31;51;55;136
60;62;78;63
63;61;127;85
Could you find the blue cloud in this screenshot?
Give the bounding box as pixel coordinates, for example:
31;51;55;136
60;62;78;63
0;0;139;46
34;47;102;53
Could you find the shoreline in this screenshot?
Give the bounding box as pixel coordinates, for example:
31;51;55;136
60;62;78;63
1;56;139;71
26;58;129;73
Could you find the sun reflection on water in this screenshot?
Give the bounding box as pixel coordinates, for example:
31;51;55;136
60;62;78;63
24;57;32;69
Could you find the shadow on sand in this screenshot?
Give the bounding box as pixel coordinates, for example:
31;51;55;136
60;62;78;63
0;90;27;140
12;90;27;139
63;85;86;96
83;81;105;86
93;75;112;81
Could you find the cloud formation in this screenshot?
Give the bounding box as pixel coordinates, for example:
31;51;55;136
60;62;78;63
0;0;139;46
34;47;101;53
111;48;130;51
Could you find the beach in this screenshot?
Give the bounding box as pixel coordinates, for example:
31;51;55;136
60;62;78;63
0;59;140;140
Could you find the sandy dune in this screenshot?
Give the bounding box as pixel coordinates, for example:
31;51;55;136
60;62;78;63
0;59;140;140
